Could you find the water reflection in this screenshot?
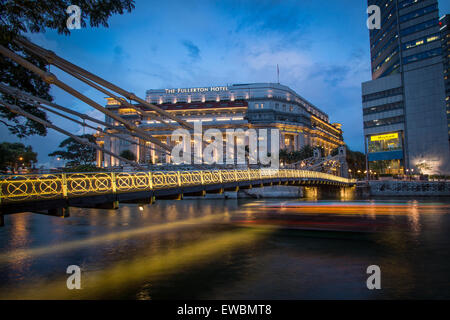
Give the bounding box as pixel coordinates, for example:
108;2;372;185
0;198;449;299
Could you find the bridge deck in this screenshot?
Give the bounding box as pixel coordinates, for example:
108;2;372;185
0;169;356;215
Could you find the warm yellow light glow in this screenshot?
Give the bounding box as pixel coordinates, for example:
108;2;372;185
370;133;398;141
0;227;274;299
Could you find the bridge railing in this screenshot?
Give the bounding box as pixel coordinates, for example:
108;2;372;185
0;169;356;204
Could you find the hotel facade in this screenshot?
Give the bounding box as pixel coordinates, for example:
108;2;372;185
362;0;450;175
96;83;344;167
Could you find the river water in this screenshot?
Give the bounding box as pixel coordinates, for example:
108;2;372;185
0;197;449;299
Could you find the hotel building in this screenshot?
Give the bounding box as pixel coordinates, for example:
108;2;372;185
96;83;344;167
362;0;450;175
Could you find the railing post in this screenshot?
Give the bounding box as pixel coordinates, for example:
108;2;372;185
61;173;68;198
0;179;3;206
0;181;3;207
247;168;251;181
200;171;204;185
111;172;117;194
234;170;238;181
148;172;153;190
219;170;223;183
177;171;182;187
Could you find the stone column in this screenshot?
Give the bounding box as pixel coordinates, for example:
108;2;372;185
166;136;171;164
96;148;103;168
280;133;285;149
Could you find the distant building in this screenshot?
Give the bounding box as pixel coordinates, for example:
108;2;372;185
96;83;345;167
362;0;450;175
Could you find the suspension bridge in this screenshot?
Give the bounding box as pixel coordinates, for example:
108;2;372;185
0;169;355;224
0;38;356;226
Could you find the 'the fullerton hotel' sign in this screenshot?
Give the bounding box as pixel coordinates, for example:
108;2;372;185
165;86;229;94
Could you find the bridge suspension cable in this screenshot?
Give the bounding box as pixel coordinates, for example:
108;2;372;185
14;37;193;130
0;99;144;169
0;44;171;152
0;83;171;156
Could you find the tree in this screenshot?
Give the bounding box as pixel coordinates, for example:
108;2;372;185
280;145;315;165
330;145;366;178
0;0;135;137
346;148;366;179
0;142;37;173
49;134;96;167
120;150;136;161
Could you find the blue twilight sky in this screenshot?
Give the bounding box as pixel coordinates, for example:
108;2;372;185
2;0;450;167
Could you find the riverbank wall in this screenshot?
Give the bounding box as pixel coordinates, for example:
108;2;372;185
202;185;356;199
357;181;450;197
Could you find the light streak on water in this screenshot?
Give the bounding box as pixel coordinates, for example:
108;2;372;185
0;213;228;265
0;227;275;300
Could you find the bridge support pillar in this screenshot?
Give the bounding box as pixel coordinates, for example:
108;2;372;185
34;207;70;218
121;197;155;205
207;188;224;194
156;194;183;200
50;207;70;217
95;201;119;210
184;190;206;197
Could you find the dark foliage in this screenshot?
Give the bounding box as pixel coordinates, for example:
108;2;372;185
279;145;315;164
0;141;37;172
49;134;96;167
0;0;135;137
119;149;136;161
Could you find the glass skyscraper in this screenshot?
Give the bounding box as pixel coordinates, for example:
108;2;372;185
362;0;449;175
440;14;450;139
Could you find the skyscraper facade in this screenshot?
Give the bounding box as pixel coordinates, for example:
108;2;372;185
440;14;450;140
362;0;449;175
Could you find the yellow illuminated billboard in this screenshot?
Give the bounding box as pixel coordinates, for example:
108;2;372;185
370;133;399;142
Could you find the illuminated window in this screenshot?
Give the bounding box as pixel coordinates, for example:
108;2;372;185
404;33;440;50
118;108;138;115
368;133;402;153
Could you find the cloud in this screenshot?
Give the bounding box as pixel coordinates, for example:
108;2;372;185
181;40;201;61
1;0;374;159
113;45;129;65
